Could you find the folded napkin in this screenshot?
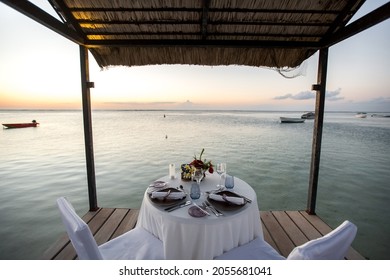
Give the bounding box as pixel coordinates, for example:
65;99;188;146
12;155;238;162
209;193;245;205
147;181;169;194
151;191;186;200
149;181;167;188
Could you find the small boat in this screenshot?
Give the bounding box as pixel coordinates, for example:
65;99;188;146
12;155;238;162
301;112;315;119
355;112;367;118
280;117;305;123
2;120;39;129
371;113;390;118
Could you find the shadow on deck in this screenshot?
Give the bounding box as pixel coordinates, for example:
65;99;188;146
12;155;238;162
42;208;365;260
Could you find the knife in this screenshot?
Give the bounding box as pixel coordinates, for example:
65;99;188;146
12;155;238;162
204;200;223;216
164;200;192;212
202;201;222;217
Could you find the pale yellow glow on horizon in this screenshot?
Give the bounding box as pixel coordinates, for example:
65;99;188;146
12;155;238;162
1;1;389;112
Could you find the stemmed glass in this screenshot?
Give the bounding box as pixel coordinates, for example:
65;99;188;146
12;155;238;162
192;168;204;186
190;168;204;199
216;163;226;189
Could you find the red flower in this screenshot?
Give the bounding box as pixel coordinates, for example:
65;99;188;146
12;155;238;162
190;149;214;174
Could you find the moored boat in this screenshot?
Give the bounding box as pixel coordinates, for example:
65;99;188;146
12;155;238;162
2;120;39;128
280;117;305;123
301;112;315;119
371;113;390;118
355;112;367;118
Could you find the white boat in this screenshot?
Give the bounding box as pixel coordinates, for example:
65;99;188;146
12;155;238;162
355;112;367;118
280;117;305;123
301;112;315;119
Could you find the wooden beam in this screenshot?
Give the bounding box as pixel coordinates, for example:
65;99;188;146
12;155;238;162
0;0;84;45
48;0;86;38
77;19;331;27
79;45;98;211
323;2;390;47
307;47;329;215
85;39;321;49
84;31;321;39
68;7;341;14
201;0;210;40
322;0;364;39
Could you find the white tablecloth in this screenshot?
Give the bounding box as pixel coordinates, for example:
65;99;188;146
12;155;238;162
136;172;263;259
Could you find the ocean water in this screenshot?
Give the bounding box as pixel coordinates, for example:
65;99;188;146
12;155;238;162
0;110;389;260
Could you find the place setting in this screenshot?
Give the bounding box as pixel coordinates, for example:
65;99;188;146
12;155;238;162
205;164;252;212
148;159;252;218
147;180;187;207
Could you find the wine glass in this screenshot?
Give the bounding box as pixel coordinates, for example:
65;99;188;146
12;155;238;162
192;168;204;186
216;163;226;189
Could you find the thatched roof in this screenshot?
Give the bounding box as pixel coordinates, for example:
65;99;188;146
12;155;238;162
47;1;370;67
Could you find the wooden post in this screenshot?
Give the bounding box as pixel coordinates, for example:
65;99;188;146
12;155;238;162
307;47;329;215
79;45;98;211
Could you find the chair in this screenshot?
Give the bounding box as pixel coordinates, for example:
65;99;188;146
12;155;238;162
215;220;357;260
56;197;164;260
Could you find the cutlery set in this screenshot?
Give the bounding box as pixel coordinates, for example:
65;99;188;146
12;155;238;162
161;181;250;216
164;200;192;212
163;199;224;217
203;200;223;216
193;203;210;216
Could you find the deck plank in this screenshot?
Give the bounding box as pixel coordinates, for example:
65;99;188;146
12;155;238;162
88;208;115;235
94;208;128;245
285;211;322;240
261;221;281;254
260;211;295;257
41;233;70;260
111;209;139;239
44;209;365;260
300;210;332;234
272;211;309;247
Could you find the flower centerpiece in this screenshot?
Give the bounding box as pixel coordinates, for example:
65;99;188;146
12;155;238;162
181;148;214;181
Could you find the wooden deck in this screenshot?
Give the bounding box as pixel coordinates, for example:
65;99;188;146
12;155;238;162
42;208;365;260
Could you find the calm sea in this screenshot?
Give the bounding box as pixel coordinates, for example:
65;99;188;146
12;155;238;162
1;110;389;260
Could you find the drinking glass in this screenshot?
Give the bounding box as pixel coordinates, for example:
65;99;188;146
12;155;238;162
190;182;201;199
225;175;234;189
192;168;204;186
216;163;226;188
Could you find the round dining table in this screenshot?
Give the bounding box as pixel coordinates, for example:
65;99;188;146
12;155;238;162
136;172;263;260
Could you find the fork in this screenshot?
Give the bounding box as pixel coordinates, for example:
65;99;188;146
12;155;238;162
203;201;223;216
201;202;216;216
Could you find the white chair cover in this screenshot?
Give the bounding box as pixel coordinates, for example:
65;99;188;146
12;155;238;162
214;220;357;260
99;227;164;260
57;197;103;259
287;220;357;260
57;197;164;260
214;237;286;260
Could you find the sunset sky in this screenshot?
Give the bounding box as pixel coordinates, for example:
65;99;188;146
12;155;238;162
0;0;389;111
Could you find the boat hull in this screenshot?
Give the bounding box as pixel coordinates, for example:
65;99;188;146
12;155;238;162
371;114;390;118
280;117;305;123
355;112;367;118
301;112;315;119
2;123;39;128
